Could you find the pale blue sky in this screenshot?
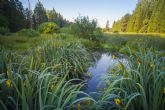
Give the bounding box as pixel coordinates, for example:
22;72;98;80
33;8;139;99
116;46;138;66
21;0;138;27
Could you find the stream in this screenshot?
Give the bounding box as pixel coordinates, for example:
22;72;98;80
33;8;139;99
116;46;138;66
85;53;128;93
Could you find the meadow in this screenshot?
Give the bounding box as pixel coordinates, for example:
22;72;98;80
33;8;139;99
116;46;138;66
0;27;165;110
0;0;165;109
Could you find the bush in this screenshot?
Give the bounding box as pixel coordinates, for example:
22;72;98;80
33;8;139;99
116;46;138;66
38;22;59;34
0;27;10;35
17;29;39;37
71;16;102;42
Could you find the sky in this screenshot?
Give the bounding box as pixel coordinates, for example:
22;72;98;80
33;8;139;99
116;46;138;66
20;0;138;28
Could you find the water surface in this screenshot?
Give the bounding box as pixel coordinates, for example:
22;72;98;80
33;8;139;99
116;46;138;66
85;53;128;93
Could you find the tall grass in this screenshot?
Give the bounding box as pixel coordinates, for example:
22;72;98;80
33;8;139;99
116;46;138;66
0;62;89;110
75;48;165;110
104;48;165;110
0;36;91;110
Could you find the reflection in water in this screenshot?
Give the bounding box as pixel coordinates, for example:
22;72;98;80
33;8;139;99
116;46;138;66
85;53;128;93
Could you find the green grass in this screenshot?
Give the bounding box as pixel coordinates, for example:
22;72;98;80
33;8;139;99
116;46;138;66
0;34;92;110
101;33;165;54
103;48;165;110
76;48;165;110
0;32;165;110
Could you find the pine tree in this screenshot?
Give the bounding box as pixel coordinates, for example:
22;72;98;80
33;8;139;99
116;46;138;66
33;1;48;29
105;20;110;31
121;14;130;32
116;0;165;33
0;0;26;32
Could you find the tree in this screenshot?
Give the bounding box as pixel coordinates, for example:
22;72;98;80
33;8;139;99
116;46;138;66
0;0;26;32
121;14;130;32
113;0;165;33
112;20;121;32
33;1;48;29
27;0;32;28
148;0;165;33
47;9;69;27
105;20;110;31
72;16;102;42
47;8;58;22
25;8;32;28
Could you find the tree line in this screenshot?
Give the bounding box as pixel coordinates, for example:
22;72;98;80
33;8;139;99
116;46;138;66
0;0;69;33
112;0;165;33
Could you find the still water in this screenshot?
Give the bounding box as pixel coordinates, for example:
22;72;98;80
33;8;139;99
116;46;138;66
85;53;128;93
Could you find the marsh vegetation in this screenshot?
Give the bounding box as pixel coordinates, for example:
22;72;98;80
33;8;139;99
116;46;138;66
0;0;165;110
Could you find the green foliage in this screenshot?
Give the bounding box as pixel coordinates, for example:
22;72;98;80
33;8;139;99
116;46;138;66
39;22;59;34
47;8;69;27
0;27;9;35
0;16;9;27
0;31;165;110
59;26;72;34
101;34;165;53
0;35;91;109
0;0;26;32
33;1;48;29
17;29;39;37
112;0;165;33
72;16;102;41
0;57;87;110
106;48;165;110
112;21;121;32
76;48;165;110
112;14;130;33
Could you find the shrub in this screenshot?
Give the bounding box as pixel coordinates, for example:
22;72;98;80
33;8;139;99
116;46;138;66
71;16;102;42
0;27;9;35
17;29;39;37
38;22;59;34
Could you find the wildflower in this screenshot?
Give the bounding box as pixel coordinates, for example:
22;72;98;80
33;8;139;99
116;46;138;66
114;98;121;106
150;63;155;69
77;103;81;110
50;84;56;91
118;63;123;69
163;88;165;94
6;79;12;88
112;54;116;59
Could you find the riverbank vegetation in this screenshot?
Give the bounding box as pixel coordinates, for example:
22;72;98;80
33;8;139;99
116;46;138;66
0;0;165;110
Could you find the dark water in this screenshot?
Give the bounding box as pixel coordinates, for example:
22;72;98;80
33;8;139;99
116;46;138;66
85;53;128;93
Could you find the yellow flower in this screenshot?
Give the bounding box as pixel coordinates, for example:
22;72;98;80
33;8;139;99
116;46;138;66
6;79;12;88
163;88;165;94
112;55;116;59
114;98;121;106
118;63;123;69
150;63;155;69
77;103;81;110
50;84;56;91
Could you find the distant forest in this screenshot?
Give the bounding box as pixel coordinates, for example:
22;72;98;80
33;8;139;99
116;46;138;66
0;0;165;33
0;0;69;32
112;0;165;33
